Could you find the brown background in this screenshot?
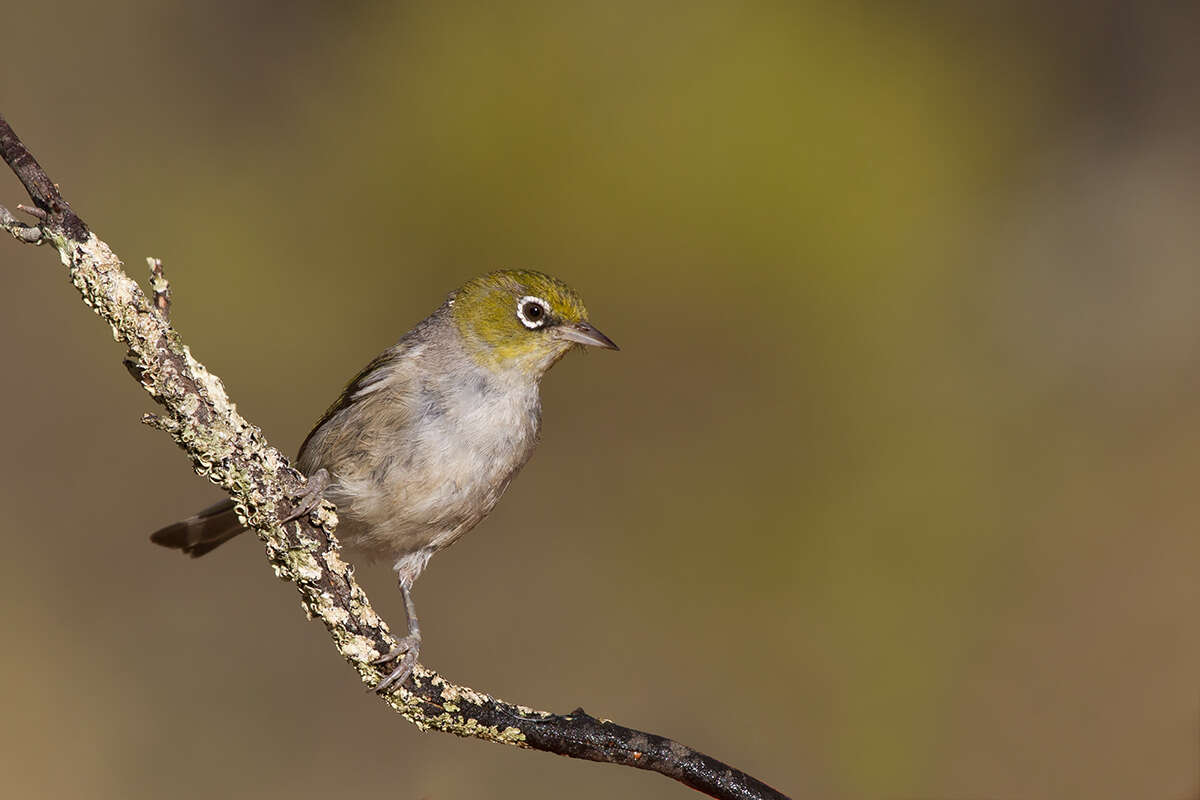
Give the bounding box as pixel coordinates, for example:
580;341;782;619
3;2;1200;798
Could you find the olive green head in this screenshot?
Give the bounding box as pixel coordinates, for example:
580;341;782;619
449;270;617;375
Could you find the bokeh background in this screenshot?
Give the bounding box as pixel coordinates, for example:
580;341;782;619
3;2;1200;798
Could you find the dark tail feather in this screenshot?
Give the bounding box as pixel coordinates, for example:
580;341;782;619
150;499;247;557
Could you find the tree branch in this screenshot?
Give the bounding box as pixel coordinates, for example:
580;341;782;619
0;113;790;800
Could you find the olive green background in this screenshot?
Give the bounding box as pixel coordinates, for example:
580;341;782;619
3;2;1200;798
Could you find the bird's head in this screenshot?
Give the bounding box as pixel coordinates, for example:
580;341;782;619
449;270;618;377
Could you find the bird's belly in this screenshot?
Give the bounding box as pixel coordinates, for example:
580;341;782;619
330;382;539;570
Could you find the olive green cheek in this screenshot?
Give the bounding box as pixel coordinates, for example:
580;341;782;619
447;269;592;370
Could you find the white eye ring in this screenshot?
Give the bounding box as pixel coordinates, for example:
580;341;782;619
517;295;550;329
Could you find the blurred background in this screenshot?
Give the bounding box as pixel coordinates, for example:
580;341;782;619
2;2;1200;798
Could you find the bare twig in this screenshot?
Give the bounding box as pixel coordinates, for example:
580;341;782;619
0;119;86;241
0;203;43;243
0;113;790;800
147;257;171;319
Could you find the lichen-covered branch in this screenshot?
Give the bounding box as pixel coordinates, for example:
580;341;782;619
0;113;790;800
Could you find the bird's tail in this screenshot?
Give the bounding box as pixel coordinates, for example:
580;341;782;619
150;499;246;557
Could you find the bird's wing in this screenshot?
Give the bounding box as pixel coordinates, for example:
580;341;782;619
295;344;420;477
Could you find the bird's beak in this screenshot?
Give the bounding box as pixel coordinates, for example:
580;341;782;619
556;320;619;350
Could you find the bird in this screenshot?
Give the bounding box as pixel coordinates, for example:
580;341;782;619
150;270;618;692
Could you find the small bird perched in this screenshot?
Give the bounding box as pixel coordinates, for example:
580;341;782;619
151;270;617;692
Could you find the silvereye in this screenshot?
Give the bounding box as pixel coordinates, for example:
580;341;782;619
152;270;618;691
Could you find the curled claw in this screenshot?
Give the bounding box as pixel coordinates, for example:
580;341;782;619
370;580;422;694
370;635;421;694
278;467;331;524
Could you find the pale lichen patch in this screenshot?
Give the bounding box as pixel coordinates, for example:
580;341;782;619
497;726;526;744
284;550;323;582
322;549;351;575
339;634;380;663
355;603;382;629
420;714;527;746
313;593;350;626
184;344;237;418
437;679;491;706
313;503;339;530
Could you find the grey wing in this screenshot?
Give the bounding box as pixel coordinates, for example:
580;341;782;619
295;344;419;482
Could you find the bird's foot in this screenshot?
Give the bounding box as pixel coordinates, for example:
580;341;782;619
370;633;421;694
279;467;330;524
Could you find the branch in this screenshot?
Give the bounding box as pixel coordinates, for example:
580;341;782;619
0;114;790;800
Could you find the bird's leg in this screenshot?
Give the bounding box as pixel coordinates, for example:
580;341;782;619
278;467;330;524
371;578;422;693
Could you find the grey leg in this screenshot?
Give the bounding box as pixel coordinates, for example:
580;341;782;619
371;579;422;693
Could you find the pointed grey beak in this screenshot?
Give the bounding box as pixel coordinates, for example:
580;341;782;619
556;320;619;350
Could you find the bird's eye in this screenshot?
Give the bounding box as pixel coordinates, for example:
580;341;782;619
517;296;549;329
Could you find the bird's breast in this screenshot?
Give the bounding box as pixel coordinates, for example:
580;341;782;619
330;370;542;563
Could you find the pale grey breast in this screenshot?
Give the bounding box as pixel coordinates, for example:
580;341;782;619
297;310;542;580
